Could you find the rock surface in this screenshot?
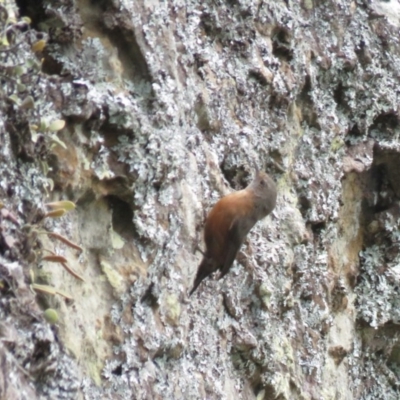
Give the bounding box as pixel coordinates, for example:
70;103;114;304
2;0;400;398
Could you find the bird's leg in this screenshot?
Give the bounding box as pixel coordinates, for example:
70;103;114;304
218;219;243;280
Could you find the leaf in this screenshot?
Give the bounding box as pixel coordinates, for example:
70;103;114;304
31;131;42;144
21;16;32;24
17;83;26;93
39;160;49;175
49;119;65;132
46;232;83;252
8;94;20;105
31;39;46;53
42;255;68;264
55;289;74;300
39;119;48;131
1;35;9;47
60;262;86;282
44;209;66;218
49;134;67;149
32;283;56;295
45;200;76;212
32;284;73;300
20;95;34;110
47;178;54;192
13;66;24;76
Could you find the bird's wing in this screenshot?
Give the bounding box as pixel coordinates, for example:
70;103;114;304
217;217;243;280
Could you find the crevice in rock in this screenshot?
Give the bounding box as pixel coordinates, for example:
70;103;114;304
271;26;293;62
15;0;81;76
77;0;152;87
352;142;400;352
360;144;400;236
345;123;362;145
200;11;222;38
355;40;372;67
297;194;311;219
14;0;46;30
220;162;250;190
369;111;400;141
360;323;400;388
333;81;348;111
106;195;136;242
310;220;326;236
248;68;270;86
296;75;320;129
194;96;216;134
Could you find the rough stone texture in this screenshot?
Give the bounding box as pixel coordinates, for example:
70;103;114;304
2;0;400;399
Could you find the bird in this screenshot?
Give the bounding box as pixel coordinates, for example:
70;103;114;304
189;170;277;296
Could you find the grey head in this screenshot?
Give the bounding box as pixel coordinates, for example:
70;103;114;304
248;170;277;219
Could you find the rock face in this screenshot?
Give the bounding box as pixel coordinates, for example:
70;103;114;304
2;0;400;398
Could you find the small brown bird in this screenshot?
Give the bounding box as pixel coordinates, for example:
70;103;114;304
190;170;277;296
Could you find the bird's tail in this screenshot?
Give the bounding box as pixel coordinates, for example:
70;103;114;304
189;256;214;296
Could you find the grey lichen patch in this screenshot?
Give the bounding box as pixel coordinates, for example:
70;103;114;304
0;258;81;399
0;1;90;396
5;0;400;398
370;0;400;27
353;145;400;329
